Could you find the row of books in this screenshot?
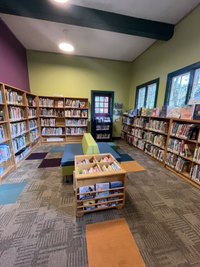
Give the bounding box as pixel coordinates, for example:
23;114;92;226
65;119;88;126
133;117;148;128
96;125;110;131
40;118;56;127
131;128;144;139
30;120;37;129
96;133;111;139
39;98;54;107
81;197;121;211
28;108;37;117
9;107;25;120
0;144;11;164
0;90;2;104
79;181;123;200
66;127;87;135
15;147;30;163
41;127;63;136
0;108;4;121
0;125;6;142
190;165;200;183
168;138;195;158
6;89;24;105
27;96;36;107
171;123;199;140
126;105;199;120
12;135;28;154
65;99;86;108
11;122;26;138
65;110;88;118
30;129;38;142
144;132;166;148
146;120;169;134
122;116;134;125
145;143;164;162
55;100;64;108
193;147;200;163
165;152;190;172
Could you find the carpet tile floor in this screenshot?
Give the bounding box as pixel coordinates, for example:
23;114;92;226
0;141;199;267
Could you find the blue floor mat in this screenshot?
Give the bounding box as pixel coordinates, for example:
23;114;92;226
118;154;134;162
49;146;65;153
0;182;27;205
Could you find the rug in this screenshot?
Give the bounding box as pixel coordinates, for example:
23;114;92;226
49;146;65;153
120;161;145;173
38;158;61;168
86;218;146;267
26;152;48;160
0;182;27;205
118;154;134;162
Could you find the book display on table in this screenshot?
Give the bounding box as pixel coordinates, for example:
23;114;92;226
74;153;126;216
39;96;65;143
121;108;200;188
65;97;88;143
0;83;15;178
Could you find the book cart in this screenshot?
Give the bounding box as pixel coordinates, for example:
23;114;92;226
121;114;200;189
74;153;126;216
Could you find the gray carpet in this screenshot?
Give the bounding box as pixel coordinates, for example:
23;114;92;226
0;141;200;267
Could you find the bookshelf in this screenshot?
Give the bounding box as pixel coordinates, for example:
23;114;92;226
0;83;15;179
39;96;65;143
26;93;40;146
121;114;200;188
65;97;89;143
74;153;126;216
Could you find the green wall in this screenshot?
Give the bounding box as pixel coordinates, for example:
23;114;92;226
27;51;131;137
129;5;200;109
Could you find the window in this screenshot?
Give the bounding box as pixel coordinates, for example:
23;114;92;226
135;79;159;109
94;96;109;114
165;62;200;107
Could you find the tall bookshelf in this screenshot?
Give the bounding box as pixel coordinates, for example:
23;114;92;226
121;114;200;188
65;97;89;143
39;96;66;143
0;83;15;179
26;93;40;146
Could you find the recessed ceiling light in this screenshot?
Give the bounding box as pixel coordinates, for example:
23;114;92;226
59;42;74;53
54;0;69;3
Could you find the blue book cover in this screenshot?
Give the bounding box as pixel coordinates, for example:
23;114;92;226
110;181;123;188
79;185;95;200
96;183;110;197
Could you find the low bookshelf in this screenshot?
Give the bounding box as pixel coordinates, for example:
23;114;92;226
74;153;126;216
121;114;200;188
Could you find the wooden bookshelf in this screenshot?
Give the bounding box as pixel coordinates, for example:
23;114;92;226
39;96;65;143
121;114;200;189
74;153;126;216
65;97;88;143
0;83;15;179
26;93;40;147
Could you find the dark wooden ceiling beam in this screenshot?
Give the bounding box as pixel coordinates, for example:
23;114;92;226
0;0;174;40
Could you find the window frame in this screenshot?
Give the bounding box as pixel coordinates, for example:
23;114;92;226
164;62;200;107
135;78;159;109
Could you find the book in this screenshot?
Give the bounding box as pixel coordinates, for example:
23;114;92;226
96;182;109;197
167;107;181;118
79;185;95;200
192;104;200;120
83;200;96;210
180;106;194;120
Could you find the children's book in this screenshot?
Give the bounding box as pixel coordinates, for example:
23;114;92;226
192;104;200;120
79;185;95;200
180;106;194;120
96;182;110;197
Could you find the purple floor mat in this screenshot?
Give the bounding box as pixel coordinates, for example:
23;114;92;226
38;158;61;168
26;153;48;160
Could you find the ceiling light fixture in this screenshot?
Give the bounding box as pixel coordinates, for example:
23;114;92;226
59;42;74;53
54;0;69;3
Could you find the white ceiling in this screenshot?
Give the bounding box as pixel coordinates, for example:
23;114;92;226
1;0;200;62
